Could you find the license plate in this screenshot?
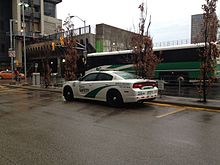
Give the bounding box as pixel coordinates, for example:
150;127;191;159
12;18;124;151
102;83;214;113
147;91;153;95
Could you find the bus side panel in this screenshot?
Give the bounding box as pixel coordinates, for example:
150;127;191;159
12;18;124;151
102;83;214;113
156;61;201;82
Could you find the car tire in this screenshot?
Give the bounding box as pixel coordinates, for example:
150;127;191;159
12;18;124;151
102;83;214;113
106;90;123;107
147;98;156;101
63;86;74;102
137;100;144;104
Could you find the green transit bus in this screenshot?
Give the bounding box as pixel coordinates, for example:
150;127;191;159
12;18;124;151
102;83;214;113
86;43;220;82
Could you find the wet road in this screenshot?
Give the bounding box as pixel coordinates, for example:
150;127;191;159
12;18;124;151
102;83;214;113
0;87;220;165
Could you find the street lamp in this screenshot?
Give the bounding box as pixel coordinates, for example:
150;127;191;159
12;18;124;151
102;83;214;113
9;19;17;80
18;1;29;82
69;15;87;55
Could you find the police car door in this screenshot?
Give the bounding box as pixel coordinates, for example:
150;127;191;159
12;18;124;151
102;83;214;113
78;73;98;98
94;73;113;99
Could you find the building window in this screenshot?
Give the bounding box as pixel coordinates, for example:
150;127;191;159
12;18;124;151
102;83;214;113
0;20;4;31
44;2;56;17
1;44;5;53
34;6;40;12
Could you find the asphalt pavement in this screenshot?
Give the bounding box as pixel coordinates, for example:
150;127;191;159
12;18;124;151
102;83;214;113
2;81;220;110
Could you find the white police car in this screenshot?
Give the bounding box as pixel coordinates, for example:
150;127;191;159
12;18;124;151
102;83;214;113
63;71;158;107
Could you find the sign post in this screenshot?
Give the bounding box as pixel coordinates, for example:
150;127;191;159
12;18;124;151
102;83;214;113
8;50;16;58
8;49;16;81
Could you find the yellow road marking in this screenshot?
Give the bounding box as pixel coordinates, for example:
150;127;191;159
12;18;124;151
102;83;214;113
145;102;182;108
156;108;186;118
185;106;220;113
145;102;220;117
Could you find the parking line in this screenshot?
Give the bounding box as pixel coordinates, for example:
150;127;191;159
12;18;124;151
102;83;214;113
156;108;186;118
146;102;220;113
185;106;220;113
145;102;182;108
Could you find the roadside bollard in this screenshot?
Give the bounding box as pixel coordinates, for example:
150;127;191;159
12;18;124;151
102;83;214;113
157;80;165;98
177;76;184;96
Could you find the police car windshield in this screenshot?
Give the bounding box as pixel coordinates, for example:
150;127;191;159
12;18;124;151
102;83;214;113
114;71;140;79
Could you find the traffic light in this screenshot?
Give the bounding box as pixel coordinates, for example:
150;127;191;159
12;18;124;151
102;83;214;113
15;60;19;66
60;36;64;46
52;42;55;51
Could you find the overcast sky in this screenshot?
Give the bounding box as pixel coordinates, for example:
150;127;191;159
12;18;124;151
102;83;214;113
57;0;220;43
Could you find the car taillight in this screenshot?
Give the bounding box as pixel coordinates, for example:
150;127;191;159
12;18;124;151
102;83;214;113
132;82;158;88
132;83;143;88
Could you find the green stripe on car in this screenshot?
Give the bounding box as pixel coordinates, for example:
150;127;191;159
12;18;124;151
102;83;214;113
85;85;114;98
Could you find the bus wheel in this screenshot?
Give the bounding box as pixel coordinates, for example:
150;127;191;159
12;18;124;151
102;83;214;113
107;90;123;107
63;86;74;102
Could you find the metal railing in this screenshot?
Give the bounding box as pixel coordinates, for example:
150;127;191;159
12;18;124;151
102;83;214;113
47;25;91;40
154;39;190;47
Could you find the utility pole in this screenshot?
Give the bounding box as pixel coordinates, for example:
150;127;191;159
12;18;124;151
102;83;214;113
9;19;14;80
69;15;87;60
18;2;29;82
9;19;17;81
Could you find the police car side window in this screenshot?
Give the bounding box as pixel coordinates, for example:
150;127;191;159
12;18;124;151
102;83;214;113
96;73;113;81
82;73;98;81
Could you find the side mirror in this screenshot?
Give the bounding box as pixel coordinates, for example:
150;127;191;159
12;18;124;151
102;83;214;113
78;77;83;81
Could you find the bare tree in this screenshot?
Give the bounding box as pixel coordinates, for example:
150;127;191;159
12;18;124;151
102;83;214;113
64;39;78;81
199;0;219;102
131;2;160;79
41;49;51;88
63;17;78;81
42;58;51;88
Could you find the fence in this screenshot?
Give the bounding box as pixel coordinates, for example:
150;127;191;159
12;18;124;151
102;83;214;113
154;39;190;47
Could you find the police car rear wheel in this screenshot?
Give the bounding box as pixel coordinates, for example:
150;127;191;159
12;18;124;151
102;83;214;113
107;90;123;107
63;87;74;102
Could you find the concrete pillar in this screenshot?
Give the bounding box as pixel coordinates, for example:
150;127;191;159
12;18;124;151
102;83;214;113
40;0;44;35
13;0;23;67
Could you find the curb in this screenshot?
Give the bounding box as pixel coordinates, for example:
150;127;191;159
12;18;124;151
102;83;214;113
153;100;220;110
3;84;220;110
2;84;62;93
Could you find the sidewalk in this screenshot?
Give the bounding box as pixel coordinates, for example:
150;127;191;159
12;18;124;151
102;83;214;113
2;83;61;93
2;83;220;110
